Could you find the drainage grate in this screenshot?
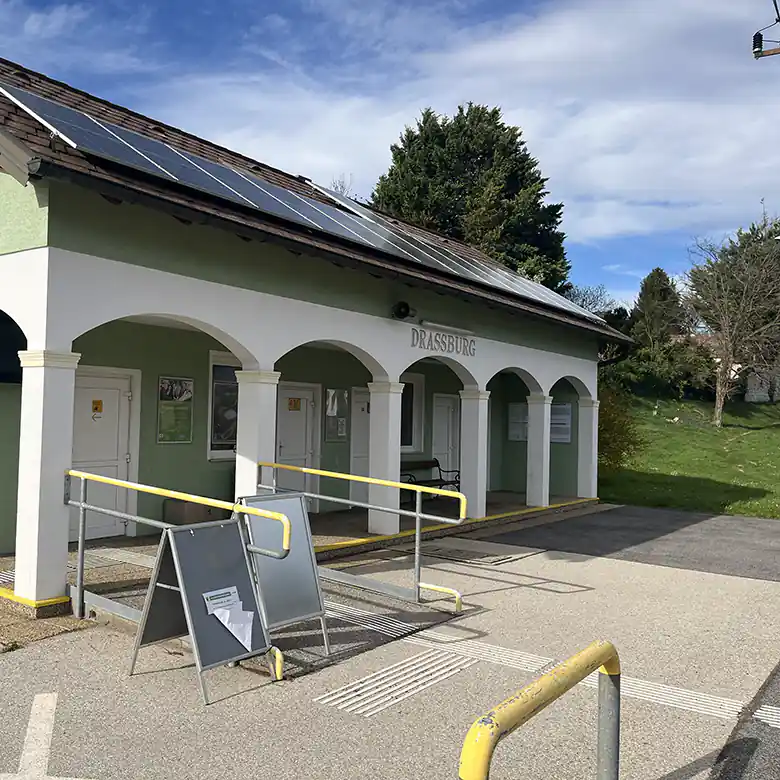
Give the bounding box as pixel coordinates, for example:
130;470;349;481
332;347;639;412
0;552;121;586
413;543;521;566
315;648;477;717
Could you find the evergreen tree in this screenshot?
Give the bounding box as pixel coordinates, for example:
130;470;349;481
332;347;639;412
631;268;686;350
372;104;570;292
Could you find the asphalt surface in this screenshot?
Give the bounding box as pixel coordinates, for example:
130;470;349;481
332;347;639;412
708;660;780;780
484;504;780;581
480;505;780;778
2;504;780;778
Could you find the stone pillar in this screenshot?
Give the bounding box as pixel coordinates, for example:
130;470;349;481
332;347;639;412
577;398;599;498
367;381;404;534
234;370;280;498
459;389;490;519
526;393;552;507
14;350;81;602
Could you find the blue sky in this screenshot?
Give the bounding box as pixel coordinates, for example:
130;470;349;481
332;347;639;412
2;0;778;304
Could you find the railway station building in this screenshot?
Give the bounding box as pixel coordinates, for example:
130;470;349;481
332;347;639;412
0;58;624;606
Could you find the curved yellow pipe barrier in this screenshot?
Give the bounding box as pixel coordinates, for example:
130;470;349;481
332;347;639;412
257;461;468;521
67;469;292;553
459;640;621;780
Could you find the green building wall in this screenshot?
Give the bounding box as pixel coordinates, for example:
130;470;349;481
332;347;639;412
0;175;586;552
0;384;21;553
45;181;600;363
0;319;583;553
0;174;48;255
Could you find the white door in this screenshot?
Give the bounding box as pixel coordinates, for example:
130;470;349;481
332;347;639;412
432;394;460;474
276;385;317;509
70;373;132;541
350;389;370;504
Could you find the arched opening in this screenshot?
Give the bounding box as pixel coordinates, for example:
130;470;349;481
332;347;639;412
271;340;387;539
485;368;543;500
69;313;259;543
548;378;582;499
548;375;596;500
0;309;25;555
393;356;473;523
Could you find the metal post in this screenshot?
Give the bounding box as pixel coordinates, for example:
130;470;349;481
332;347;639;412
596;668;620;780
414;492;422;603
75;478;87;619
320;615;331;656
197;670;210;705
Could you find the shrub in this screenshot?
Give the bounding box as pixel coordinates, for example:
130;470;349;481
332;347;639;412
599;384;644;469
601;340;715;400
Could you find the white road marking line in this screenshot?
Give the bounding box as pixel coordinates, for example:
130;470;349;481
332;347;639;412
17;693;57;775
0;693;94;780
316;649;477;717
324;601;779;728
755;705;780;728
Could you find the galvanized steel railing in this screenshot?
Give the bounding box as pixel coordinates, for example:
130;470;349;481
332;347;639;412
257;461;465;610
458;640;621;780
64;469;293;619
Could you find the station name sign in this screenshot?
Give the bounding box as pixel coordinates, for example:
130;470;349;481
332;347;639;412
411;327;476;357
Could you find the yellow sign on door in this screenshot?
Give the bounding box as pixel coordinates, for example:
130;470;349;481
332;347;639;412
288;397;301;412
92;400;103;414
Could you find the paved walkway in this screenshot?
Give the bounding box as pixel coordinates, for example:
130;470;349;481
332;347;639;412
1;503;779;778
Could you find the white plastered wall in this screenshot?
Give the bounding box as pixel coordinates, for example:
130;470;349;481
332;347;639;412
1;246;598;600
45;248;597;396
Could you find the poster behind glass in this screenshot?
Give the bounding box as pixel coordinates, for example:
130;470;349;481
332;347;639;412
325;388;349;442
158;376;194;444
211;365;239;451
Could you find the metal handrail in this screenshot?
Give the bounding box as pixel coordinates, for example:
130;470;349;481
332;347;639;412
67;470;292;551
65;469;294;620
258;461;468;520
459;640;621;780
257;461;466;610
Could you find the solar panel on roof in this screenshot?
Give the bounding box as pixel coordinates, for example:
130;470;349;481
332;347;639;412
0;81;388;250
321;186;532;292
1;79;603;325
319;185;605;324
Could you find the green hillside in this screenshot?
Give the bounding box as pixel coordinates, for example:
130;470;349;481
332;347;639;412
599;398;780;518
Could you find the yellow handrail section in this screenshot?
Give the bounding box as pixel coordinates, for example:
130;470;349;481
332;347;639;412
459;640;621;780
257;461;468;520
66;469;292;552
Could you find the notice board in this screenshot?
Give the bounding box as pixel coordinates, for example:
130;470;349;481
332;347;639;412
134;518;272;672
242;492;325;630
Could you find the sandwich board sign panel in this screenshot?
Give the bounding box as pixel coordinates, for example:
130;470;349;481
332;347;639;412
129;517;281;703
241;492;329;653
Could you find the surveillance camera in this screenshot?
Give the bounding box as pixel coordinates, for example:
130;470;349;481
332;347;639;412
391;301;417;320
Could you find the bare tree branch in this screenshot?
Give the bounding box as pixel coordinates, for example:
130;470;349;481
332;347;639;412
330;173;354;196
687;215;780;425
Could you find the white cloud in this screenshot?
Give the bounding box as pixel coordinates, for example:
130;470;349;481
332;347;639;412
0;0;157;75
4;0;780;247
601;264;648;279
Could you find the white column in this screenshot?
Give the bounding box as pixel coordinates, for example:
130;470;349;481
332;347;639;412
367;381;404;535
459;389;490;519
234;370;280;498
526;393;552;507
577;398;599;498
14;350;80;602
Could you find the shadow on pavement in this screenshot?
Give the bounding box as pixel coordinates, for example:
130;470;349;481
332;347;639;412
655;739;759;780
478;503;780;579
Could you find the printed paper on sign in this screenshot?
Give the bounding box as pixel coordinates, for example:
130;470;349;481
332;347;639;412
214;605;254;651
203;585;240;615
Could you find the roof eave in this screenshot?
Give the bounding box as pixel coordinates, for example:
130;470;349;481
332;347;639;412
33;159;622;342
0;128;39;185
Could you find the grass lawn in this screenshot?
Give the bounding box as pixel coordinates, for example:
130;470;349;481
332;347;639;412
599;398;780;518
